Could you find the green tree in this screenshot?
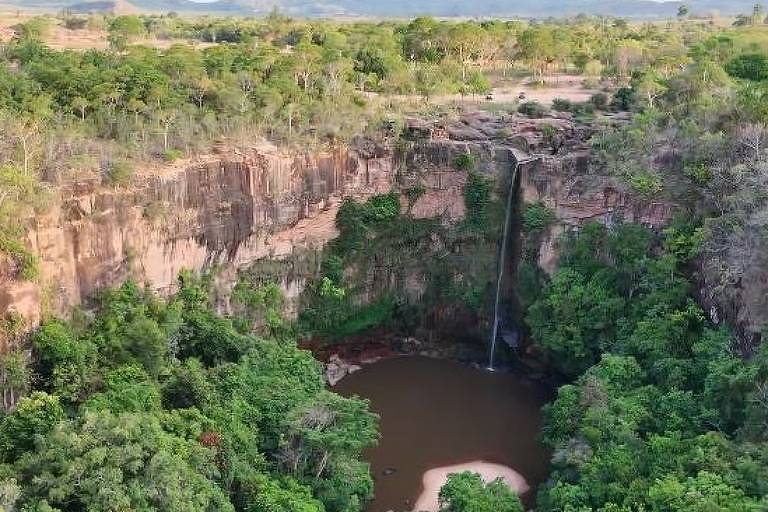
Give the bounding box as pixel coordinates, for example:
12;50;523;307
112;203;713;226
465;71;491;98
527;268;625;377
438;472;523;512
109;15;147;43
15;17;52;41
0;391;64;462
726;53;768;81
15;411;234;512
516;27;559;82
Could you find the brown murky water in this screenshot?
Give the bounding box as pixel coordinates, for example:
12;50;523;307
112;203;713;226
335;356;550;512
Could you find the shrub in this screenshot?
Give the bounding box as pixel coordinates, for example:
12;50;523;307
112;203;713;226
454;153;477;171
629;171;663;197
612;87;636;111
63;17;88;30
518;101;548;118
15;17;53;41
590;92;609;110
464;172;493;229
684;162;712;185
104;160;134;187
163;148;183;162
726;53;768;81
552;98;573;112
0;234;39;281
360;192;401;223
522;202;557;234
334;198;366;255
406;184;427;209
540;124;560;153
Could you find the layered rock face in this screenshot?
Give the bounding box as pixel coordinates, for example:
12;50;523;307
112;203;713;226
1;111;678;340
1;144;393;328
402;112;674;271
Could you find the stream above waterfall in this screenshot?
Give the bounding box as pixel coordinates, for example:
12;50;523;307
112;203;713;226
335;356;550;512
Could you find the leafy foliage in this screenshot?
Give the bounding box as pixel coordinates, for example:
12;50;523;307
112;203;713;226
726;53;768;81
521;201;556;235
10;276;378;512
438;472;523;512
532;225;768;512
463;172;494;231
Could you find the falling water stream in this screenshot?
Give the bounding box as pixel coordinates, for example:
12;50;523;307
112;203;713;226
487;161;521;370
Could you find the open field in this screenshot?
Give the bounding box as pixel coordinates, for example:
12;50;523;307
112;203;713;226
0;9;217;49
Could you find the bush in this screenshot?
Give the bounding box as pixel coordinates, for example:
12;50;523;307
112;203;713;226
540;124;561;153
522;201;556;234
63;17;88;30
104;160;134;187
518;101;548;118
629;171;663;197
684;161;712;185
360;192;401;223
612;87;636;111
552;98;573;112
163;148;183;162
15;17;52;41
589;92;609;110
454;153;477;171
726;53;768;81
406;184;427;209
0;234;39;281
464;172;493;229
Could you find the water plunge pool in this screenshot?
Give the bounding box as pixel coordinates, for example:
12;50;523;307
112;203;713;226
335;356;549;512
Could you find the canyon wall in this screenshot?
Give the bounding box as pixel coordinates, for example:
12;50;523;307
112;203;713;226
0;142;394;330
0;111;679;344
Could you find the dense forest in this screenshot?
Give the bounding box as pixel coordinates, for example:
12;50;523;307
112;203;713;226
0;274;378;511
1;5;768;512
531;224;768;511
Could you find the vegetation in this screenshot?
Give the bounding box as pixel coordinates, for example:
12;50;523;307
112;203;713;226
0;276;378;512
438;472;523;512
529;223;768;511
4;7;768;512
292;169;503;340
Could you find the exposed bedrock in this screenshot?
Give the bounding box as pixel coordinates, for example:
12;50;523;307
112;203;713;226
1;143;393;328
1;111;679;342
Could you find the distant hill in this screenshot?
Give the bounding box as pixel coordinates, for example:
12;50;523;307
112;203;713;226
67;0;138;13
0;0;760;18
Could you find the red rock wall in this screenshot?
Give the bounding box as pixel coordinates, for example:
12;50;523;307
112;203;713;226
1;145;394;330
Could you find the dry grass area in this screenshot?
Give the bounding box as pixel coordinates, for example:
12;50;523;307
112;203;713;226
48;25;111;50
0;9;216;50
387;74;603;111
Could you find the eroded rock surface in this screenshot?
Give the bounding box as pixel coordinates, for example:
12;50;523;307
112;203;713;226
2;112;676;339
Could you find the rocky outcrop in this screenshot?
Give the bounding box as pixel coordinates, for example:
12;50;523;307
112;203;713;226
402;112;674;274
520;152;674;273
1;111;677;343
1;142;393;331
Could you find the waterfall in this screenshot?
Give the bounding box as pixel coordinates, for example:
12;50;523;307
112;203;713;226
488;161;521;371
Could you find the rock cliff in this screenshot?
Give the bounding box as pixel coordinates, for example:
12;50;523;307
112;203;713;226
1;143;393;330
1;111;676;342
